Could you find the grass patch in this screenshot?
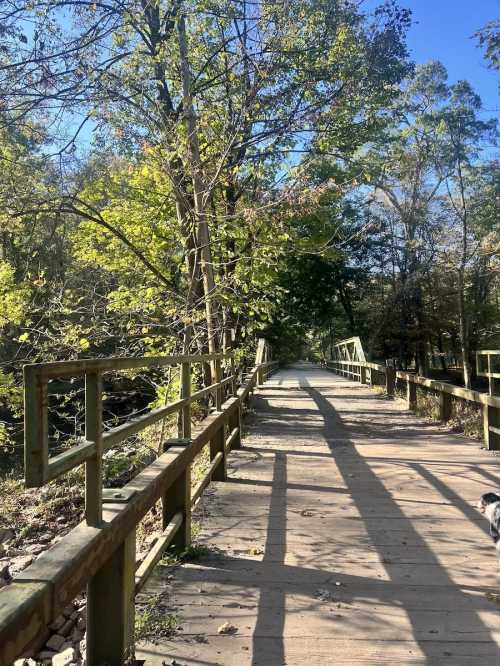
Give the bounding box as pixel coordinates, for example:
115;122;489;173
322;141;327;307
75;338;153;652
450;397;483;441
191;520;202;541
162;543;210;565
135;594;179;643
415;387;440;421
0;477;24;527
393;383;484;443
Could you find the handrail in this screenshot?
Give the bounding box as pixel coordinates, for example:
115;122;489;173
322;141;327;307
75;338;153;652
23;353;236;490
23;351;232;379
396;370;500;408
476;350;500;395
0;347;279;665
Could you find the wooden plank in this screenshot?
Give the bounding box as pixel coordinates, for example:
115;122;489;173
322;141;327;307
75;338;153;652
135;512;183;593
23;365;48;487
191;452;224;506
0;583;51;665
25;352;234;380
47;440;96;480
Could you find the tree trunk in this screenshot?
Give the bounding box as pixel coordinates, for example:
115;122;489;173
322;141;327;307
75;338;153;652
178;14;218;363
457;269;471;389
436;332;447;372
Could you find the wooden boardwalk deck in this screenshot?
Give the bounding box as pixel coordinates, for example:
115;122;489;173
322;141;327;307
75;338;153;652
138;363;500;665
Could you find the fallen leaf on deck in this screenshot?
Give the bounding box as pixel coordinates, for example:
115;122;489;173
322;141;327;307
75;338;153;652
217;622;238;634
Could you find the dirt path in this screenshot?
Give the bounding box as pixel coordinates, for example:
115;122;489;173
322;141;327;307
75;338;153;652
137;364;500;665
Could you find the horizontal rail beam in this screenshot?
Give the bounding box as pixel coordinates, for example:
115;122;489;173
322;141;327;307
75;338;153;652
25;352;233;380
134;512;183;594
191;451;224;507
102;398;189;451
32;374;243;486
47;440;96;481
396;371;500;408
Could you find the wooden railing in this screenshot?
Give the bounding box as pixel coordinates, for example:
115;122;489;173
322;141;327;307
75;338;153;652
0;348;278;665
326;358;500;450
477;350;500;396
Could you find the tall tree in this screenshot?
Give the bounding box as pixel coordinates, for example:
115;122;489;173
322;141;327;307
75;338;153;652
0;0;411;364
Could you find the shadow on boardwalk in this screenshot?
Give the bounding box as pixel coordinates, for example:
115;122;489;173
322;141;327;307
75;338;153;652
138;378;500;665
247;387;500;664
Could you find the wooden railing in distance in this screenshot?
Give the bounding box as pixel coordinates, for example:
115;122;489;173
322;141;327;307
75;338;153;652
326;359;500;451
0;351;278;666
476;350;500;396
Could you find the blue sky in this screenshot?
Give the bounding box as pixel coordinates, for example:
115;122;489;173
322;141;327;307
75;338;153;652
59;0;500;154
368;0;499;114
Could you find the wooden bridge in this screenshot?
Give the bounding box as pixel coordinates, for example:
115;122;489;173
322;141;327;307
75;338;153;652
137;363;500;665
2;346;500;665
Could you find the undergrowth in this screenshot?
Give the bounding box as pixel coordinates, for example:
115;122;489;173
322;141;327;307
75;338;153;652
393;382;484;443
415;388;440;421
135;594;179;642
449;397;483;440
161;543;210;565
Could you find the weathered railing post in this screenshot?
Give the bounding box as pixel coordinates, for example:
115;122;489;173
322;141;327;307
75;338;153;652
484;404;500;450
407;379;417;411
85;371;137;666
385;367;395;397
210;425;227;480
230;356;237;397
215;357;222;411
229;404;242;449
180;361;191;439
439;391;452;422
23;365;48;487
85;370;103;527
163;446;191;549
86;529;136;666
230;357;242;448
360;365;367;384
209;357;227;479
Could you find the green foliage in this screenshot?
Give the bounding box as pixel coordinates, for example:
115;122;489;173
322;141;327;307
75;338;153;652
475;20;500;72
162;543;210;566
103;442;156;487
0;261;30;328
135;595;179;643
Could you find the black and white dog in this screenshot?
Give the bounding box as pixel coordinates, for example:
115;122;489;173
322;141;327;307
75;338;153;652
478;492;500;564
